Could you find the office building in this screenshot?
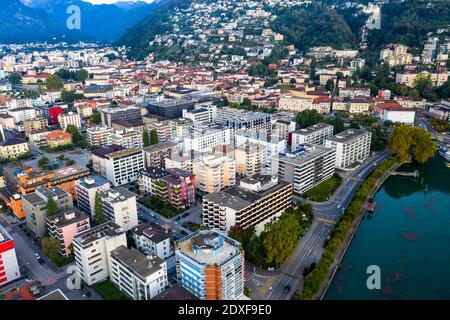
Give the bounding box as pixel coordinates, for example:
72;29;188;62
144;98;195;119
100;106;142;127
216;107;272;133
175;230;244;300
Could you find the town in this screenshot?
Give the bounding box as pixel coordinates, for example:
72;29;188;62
0;0;449;303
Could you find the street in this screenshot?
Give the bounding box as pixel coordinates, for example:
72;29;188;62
247;151;391;300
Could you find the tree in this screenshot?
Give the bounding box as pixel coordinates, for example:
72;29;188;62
61;90;84;104
38;156;50;169
388;125;435;163
149;129;158;145
0;130;3;142
65;124;83;147
94;192;105;224
8;73;22;85
89;113;101;124
413;73;438;101
45;196;58;216
262;214;300;265
325;79;334;92
142;128;150;147
45;74;64;90
296;110;324;129
41;237;61;261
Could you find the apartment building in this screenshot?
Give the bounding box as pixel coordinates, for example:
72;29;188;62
193;153;236;194
274;144;336;194
58;112;81;130
144;98;195;119
44;130;73;148
100;187;139;231
325;129;372;170
109;129;143;149
272;119;296;142
23;187;73;238
24;118;48;135
46;208;91;257
175;230;244;300
0;225;21;286
182;105;217;128
202;175;292;233
142;142;177;168
171;118;193;140
75;176;111;218
146;120;173;143
93;147;145;187
8;107;39;123
73;222;127;286
291;123;334;149
396;71;449;87
132;223;172;262
184;127;231;152
110;246;168;300
0;138;29;160
215;107;272;133
139;167;196;209
86;126;114;148
235;141;269;177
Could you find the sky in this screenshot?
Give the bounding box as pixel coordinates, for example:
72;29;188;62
84;0;154;4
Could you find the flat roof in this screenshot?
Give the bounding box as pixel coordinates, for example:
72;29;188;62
111;246;164;280
293;123;333;136
326;129;370;143
280;144;334;166
75;221;123;246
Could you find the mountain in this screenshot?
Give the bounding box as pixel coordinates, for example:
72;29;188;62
0;0;64;43
0;0;160;43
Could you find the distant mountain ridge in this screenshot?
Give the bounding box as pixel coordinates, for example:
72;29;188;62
0;0;160;43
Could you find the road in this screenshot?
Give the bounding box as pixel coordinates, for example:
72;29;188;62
248;151;391;300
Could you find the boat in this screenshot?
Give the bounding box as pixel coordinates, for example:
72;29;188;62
366;198;376;213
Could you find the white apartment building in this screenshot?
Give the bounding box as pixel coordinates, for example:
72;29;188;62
73;222;127;286
109;129;143;149
86;126;114;148
8;107;39;124
58;111;81;130
235;141;269;177
291;123;334;148
182;105;217;128
381;108;416;125
75;175;111;218
273;144;336;194
325;129;372;170
101;187;139;232
110;246;168;300
184;127;231;152
202;175;293;234
171;118;193;140
103;148;145;186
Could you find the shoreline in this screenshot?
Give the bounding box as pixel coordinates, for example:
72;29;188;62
318;161;402;300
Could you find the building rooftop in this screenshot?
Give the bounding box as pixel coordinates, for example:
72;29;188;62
107;148;142;159
76;175;110;190
101;187;136;204
293;123;333;136
0;137;27;147
75;221;123;246
177;230;242;266
92;144;125;159
47;207;89;229
152;283;199;300
111;246;164;280
133;222;171;244
0;224;13;244
326;129;370;143
142;141;177;153
280;144;335;166
203;177;290;211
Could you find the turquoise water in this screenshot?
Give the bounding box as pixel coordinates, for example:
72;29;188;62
325;156;450;300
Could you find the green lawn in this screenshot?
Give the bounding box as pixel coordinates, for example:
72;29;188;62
302;174;342;202
50;255;75;268
93;280;129;300
183;222;205;232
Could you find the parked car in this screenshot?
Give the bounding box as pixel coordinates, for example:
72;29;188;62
35;253;44;265
283;285;291;294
